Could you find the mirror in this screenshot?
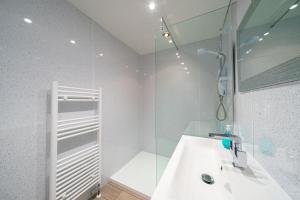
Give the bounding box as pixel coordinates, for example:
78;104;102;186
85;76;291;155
237;0;300;92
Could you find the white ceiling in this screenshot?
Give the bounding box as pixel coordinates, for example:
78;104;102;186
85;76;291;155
67;0;231;55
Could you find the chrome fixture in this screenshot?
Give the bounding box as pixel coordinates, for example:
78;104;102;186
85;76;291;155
197;48;227;121
197;48;226;61
162;31;170;38
160;17;179;51
209;133;247;169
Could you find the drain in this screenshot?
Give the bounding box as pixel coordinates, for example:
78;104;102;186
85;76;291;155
201;174;214;185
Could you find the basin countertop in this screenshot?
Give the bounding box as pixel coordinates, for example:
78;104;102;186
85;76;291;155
151;135;291;200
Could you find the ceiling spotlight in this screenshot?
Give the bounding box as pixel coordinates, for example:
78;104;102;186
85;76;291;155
259;38;263;42
23;18;32;24
135;69;139;73
162;31;170;38
246;49;252;54
70;40;76;44
99;53;104;57
148;2;156;10
186;71;190;75
184;67;188;70
176;52;179;56
289;3;298;10
263;32;270;36
181;62;185;65
176;55;181;59
168;39;173;43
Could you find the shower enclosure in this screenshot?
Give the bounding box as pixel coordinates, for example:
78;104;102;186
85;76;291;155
106;1;234;198
154;4;234;183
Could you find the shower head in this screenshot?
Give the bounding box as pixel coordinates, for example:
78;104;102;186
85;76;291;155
197;48;225;58
197;48;226;77
197;48;219;56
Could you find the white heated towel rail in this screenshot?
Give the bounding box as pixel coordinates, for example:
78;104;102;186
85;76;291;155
50;81;102;200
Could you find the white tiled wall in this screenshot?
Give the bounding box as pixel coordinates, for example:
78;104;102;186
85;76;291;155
0;0;140;199
235;83;300;199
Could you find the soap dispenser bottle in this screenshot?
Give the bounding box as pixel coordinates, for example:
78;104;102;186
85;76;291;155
222;125;233;150
224;125;233;135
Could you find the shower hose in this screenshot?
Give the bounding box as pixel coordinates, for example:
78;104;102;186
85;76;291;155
216;94;227;121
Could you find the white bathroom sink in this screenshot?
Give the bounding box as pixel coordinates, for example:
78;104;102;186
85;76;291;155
151;135;291;200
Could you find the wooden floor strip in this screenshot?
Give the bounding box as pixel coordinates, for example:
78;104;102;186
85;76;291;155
94;181;149;200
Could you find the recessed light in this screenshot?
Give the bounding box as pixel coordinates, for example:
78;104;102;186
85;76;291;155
148;2;156;10
176;55;181;59
23;18;32;24
246;49;252;54
184;67;188;70
181;62;185;65
176;52;179;56
259;38;263;42
99;53;104;57
70;40;76;44
168;39;173;43
289;3;298;10
186;71;190;75
263;32;270;36
135;69;139;73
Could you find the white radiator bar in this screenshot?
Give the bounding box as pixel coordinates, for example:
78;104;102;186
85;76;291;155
58;121;98;133
56;164;99;190
50;81;102;200
56;173;98;198
58;98;99;102
58;117;98;127
58;85;99;92
57;148;99;171
57;125;99;137
58;115;97;123
58;129;99;141
56;156;98;183
56;168;98;196
57;145;98;164
68;179;99;200
58;90;99;95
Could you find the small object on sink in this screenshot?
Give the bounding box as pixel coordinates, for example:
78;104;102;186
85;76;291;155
222;125;233;150
224;124;233;136
222;138;232;150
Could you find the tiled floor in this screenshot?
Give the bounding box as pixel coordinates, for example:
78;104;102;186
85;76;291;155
95;181;149;200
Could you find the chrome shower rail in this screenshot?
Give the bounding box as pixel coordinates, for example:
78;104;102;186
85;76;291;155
50;81;102;200
161;17;179;51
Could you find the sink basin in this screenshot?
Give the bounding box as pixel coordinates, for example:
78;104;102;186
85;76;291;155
151;135;291;200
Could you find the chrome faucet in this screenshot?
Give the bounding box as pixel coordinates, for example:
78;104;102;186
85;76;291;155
209;133;247;169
